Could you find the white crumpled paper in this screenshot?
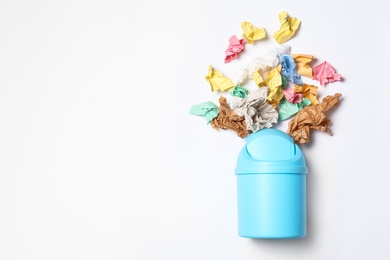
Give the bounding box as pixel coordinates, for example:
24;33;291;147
232;45;291;86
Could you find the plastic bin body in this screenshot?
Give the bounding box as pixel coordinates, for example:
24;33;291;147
235;129;308;239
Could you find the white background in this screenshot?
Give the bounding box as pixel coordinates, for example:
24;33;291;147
0;1;388;259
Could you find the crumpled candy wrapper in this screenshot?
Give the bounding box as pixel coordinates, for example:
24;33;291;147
278;97;311;121
283;87;303;104
294;83;319;105
265;67;284;103
292;54;315;78
189;101;219;123
232;87;278;133
313;61;342;86
273;11;301;44
205;65;235;92
287;93;342;144
229;86;248;98
241;21;266;44
211;96;249;138
224;35;246;64
280;54;302;85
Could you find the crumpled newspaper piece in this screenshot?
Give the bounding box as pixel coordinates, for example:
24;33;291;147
232;87;278;133
189;101;219;123
292;54;315;78
241;21;266;44
287;93;342;144
294;83;319;105
265;68;284;103
273;11;301;44
211;96;248;138
278;97;311;121
205;65;235;92
229;86;248;98
313;61;342;86
224;35;246;64
283;87;303;104
280;54;302;85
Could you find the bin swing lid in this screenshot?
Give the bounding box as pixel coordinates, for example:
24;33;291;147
235;129;308;175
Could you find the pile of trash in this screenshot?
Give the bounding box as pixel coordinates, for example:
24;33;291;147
190;11;343;144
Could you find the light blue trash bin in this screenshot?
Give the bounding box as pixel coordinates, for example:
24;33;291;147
235;128;308;239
